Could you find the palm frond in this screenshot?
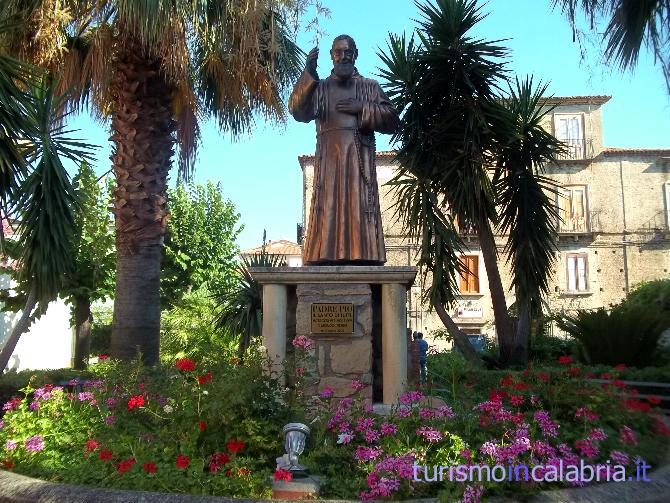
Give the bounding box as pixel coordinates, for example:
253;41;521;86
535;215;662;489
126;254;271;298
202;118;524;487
495;77;564;305
12;79;96;306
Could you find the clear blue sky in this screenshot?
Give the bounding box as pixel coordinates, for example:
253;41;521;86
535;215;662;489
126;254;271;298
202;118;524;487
69;0;670;250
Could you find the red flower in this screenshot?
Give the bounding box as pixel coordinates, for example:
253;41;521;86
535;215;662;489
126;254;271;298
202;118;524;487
274;468;293;482
198;421;207;431
513;382;530;391
567;366;581;377
1;459;14;470
537;372;550;382
209;452;230;473
98;354;109;360
142;462;158;474
500;375;514;387
127;395;145;410
176;454;190;469
175;358;196;372
117;458;136;474
197;372;212;385
648;396;662;405
85;439;100;452
558;356;573;365
614;363;626;371
601;372;613;380
612;380;625;388
99;449;113;461
226;439;245;454
488;389;508;402
510;395;525;406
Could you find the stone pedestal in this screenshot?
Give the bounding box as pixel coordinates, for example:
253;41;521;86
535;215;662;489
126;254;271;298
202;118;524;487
250;266;417;405
271;476;321;500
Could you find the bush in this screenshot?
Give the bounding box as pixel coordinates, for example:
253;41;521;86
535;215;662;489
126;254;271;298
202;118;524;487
0;354;294;496
557;303;668;366
305;362;670;501
160;289;237;366
90;304;113;356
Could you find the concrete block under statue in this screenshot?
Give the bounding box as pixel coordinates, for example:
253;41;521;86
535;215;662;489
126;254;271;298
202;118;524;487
249;266;417;406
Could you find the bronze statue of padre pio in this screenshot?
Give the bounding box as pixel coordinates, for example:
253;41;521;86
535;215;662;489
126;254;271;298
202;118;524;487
289;35;399;266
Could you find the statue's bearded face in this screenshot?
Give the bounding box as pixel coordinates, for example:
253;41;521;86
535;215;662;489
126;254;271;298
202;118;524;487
331;39;357;79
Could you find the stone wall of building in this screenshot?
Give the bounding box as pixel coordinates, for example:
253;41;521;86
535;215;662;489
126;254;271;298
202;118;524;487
298;98;670;343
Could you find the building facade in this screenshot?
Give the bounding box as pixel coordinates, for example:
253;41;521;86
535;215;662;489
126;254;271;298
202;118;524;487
299;96;670;340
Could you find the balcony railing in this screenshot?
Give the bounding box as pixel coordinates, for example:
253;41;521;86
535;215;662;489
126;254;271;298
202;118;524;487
557;210;602;235
557;138;587;161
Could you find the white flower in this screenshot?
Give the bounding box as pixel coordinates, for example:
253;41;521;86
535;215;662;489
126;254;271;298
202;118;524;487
163;405;174;413
202;390;209;396
337;432;354;445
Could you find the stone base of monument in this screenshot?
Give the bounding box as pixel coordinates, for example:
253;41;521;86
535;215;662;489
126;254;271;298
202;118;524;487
271;476;321;500
250;266;417;405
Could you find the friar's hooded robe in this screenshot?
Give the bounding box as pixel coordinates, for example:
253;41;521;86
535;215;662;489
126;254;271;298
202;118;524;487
289;68;398;265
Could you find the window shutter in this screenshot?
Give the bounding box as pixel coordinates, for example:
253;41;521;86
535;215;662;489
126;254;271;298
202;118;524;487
567;256;576;291
577;256;587;291
470;256;479;293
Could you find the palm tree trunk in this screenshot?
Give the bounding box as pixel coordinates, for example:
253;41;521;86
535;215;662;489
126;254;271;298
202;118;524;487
477;219;517;367
73;296;92;369
0;289;37;372
109;32;174;365
434;303;484;367
513;299;531;366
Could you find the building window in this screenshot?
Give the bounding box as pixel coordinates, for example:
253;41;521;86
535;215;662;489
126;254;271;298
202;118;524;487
566;253;588;292
554;113;585;160
558;185;589;233
459;255;480;294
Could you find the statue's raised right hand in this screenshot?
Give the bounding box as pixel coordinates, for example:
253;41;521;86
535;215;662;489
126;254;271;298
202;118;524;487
306;47;319;78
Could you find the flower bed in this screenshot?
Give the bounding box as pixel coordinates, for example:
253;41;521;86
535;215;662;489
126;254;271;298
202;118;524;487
0;356;292;497
1;355;669;502
304;358;670;501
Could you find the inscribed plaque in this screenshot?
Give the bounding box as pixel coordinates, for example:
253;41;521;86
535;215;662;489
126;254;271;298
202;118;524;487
311;303;354;334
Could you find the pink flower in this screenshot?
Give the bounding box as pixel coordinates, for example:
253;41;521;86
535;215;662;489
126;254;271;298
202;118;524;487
355;446;382;462
24;435;45;452
574;439;599;458
399;391;424;405
416;427;442;443
436;405;455;418
533;410;559;438
356;417;375;432
610;450;629;465
380;423;397;436
619;426;638;446
294;367;306;377
351;378;365;391
419;408;435;419
587;428;607;442
319;386;334;399
291;335;314;351
364;429;380;443
575;406;598;422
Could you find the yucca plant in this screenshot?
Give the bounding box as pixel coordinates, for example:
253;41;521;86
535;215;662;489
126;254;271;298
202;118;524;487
215;238;286;359
379;0;564;367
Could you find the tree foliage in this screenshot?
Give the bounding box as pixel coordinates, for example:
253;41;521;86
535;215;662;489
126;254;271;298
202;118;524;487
379;0;564;366
553;0;670;94
162;182;242;308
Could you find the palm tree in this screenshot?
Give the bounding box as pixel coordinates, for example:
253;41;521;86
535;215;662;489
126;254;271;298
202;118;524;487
553;0;670;93
0;80;94;371
2;0;302;364
379;0;563;367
